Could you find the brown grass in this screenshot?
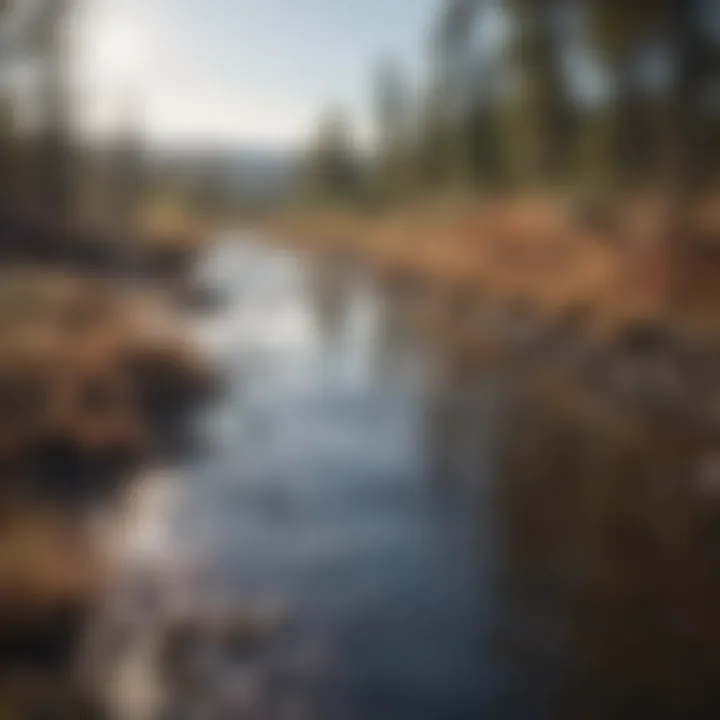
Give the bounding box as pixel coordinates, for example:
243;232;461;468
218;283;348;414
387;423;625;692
0;269;213;470
273;195;720;346
0;506;100;616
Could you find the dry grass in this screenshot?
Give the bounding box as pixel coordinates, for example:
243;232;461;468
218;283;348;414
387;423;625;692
274;195;720;345
137;199;211;253
0;268;214;714
0;269;214;471
0;503;103;718
0;505;100;618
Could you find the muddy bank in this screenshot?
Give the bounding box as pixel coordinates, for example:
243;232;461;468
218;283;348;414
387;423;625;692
0;252;217;716
0;212;204;281
272;196;720;346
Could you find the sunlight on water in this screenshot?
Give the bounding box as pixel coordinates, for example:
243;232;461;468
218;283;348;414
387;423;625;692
118;471;181;567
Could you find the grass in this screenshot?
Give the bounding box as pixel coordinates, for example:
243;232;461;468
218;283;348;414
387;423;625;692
272;194;720;343
0;262;214;714
0;268;214;473
0;506;100;616
0;503;103;718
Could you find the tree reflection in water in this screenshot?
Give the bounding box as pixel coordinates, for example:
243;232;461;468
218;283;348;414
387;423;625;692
427;339;720;718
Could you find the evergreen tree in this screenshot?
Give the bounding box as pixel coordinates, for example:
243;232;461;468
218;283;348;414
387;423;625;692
301;108;362;203
373;58;411;199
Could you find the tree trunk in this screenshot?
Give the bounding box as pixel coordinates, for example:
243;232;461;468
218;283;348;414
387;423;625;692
666;0;702;238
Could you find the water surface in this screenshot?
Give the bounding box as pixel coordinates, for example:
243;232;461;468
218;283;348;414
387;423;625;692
142;237;511;719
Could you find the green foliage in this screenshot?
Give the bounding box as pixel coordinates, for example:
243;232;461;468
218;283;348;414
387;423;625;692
0;0;77;220
588;0;665;64
373;58;414;200
300;0;716;210
300;108;363;203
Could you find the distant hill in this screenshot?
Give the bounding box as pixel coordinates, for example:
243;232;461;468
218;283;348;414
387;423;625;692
146;142;298;204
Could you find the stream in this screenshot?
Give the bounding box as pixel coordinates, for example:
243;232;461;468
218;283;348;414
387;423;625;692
89;236;520;720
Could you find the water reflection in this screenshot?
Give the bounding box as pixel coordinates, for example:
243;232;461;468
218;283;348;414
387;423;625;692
488;379;720;719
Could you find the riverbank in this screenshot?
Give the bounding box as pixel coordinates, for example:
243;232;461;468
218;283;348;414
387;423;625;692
0;227;217;715
274;195;720;313
270;196;720;410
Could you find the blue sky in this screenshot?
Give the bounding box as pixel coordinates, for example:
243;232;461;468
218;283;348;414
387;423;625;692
77;0;438;148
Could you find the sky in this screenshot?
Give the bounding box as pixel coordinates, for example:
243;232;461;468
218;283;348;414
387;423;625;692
75;0;439;150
